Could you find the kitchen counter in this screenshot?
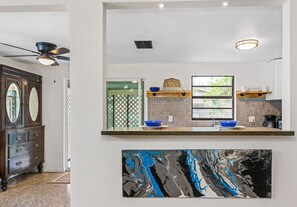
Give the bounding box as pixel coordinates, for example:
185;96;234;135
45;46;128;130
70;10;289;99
101;127;294;136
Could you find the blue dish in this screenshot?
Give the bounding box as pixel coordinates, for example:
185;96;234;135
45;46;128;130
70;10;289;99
150;87;160;92
219;120;238;127
145;120;163;127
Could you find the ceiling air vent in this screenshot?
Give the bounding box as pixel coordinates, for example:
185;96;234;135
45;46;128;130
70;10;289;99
134;41;153;49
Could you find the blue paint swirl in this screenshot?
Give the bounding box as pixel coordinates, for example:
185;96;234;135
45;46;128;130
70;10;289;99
186;150;205;195
139;151;164;197
126;158;135;171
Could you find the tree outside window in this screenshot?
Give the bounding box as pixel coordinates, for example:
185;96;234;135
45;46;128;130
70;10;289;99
192;76;234;120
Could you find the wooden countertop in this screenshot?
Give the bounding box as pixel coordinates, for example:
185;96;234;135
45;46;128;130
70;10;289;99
101;127;294;136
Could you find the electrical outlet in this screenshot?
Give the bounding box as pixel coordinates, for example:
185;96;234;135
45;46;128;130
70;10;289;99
249;116;255;123
168;115;173;123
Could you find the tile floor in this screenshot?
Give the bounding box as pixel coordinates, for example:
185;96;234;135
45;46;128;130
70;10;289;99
0;172;70;207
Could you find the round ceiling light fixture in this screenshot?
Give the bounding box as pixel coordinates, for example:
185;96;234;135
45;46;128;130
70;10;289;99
158;3;165;8
235;39;259;50
37;53;55;66
222;2;229;7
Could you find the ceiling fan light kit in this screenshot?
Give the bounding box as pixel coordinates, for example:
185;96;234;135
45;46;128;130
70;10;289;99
235;39;259;50
1;42;70;66
37;54;55;66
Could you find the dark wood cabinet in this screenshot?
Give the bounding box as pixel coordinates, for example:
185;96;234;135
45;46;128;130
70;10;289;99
26;81;42;127
1;75;24;129
0;65;44;191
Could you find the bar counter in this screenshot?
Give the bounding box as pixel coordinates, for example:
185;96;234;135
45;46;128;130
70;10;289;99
101;127;294;136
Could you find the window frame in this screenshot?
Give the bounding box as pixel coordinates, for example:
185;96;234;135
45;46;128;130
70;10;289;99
191;75;235;120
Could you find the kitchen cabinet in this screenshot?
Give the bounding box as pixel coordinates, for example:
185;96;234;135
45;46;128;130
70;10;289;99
266;58;282;100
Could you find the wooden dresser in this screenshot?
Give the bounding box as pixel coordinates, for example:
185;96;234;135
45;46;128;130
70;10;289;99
0;65;44;191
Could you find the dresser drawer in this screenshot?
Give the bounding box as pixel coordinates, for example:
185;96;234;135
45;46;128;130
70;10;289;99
9;151;44;175
30;140;44;152
9;140;44;158
28;128;44;141
9;154;30;174
8;131;28;145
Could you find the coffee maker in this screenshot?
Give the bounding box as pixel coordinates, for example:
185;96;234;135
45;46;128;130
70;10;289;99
263;115;277;128
276;113;282;129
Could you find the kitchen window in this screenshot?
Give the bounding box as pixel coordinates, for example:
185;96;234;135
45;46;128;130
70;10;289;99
192;76;234;120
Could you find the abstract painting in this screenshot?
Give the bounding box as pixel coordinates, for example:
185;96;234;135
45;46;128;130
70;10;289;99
122;149;272;198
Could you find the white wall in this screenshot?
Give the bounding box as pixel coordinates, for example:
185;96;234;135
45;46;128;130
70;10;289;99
107;62;266;90
107;63;267;121
0;57;70;172
38;64;70;172
0;56;40;75
70;1;297;207
282;0;291;129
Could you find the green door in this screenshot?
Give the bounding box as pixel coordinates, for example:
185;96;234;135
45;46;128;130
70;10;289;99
106;80;144;128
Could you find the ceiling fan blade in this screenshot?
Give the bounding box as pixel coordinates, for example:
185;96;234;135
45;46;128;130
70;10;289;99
50;47;70;55
56;56;70;61
51;60;60;66
0;43;40;54
3;55;39;57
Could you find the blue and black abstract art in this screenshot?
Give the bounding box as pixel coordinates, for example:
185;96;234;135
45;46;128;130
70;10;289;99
122;149;272;198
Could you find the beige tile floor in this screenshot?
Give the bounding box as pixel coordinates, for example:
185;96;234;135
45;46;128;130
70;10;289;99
0;172;70;207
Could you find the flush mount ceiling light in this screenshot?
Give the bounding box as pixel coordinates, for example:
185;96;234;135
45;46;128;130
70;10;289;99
235;39;259;50
222;2;229;7
37;53;55;66
158;3;165;8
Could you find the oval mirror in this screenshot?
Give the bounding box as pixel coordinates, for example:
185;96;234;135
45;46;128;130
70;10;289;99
6;83;21;123
29;87;39;122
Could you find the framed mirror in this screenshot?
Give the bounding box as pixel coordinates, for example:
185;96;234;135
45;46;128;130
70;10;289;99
29;87;39;122
6;83;21;123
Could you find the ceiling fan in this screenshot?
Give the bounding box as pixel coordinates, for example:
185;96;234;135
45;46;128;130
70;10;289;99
0;42;70;66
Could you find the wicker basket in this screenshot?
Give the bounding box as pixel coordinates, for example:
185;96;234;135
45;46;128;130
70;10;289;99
163;78;182;91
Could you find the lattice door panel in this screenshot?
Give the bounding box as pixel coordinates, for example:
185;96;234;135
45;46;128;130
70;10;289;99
107;96;114;128
107;95;139;128
128;96;139;127
67;86;71;169
114;95;128;127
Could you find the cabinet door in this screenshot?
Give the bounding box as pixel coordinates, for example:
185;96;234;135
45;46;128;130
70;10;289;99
1;76;24;129
265;61;274;100
274;59;282;99
25;81;42;127
266;59;282;100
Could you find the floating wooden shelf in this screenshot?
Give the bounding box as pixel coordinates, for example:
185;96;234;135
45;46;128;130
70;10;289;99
236;91;272;98
147;90;192;98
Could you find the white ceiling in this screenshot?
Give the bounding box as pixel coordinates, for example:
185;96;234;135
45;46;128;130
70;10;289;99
106;6;282;63
0;11;69;64
0;7;282;65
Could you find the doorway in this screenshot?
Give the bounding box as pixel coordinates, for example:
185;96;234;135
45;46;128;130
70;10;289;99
64;79;71;170
106;79;144;128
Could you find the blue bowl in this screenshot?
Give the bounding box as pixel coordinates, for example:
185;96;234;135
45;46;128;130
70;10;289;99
150;87;160;92
145;120;163;127
219;120;238;127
